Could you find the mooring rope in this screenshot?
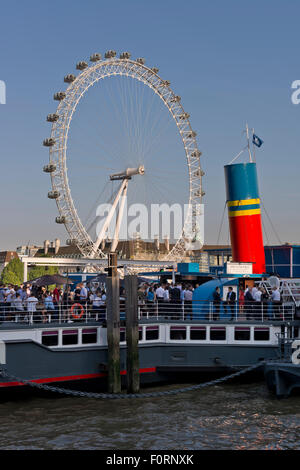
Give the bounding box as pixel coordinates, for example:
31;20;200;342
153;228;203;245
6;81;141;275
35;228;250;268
0;360;268;400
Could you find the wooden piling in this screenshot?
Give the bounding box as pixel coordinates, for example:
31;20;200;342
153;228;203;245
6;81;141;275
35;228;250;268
125;275;140;393
106;253;121;394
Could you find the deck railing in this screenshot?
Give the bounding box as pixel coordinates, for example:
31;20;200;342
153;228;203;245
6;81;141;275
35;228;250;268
0;300;295;325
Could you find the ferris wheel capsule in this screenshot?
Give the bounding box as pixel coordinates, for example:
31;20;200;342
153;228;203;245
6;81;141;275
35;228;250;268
179;112;190;120
54;92;66;101
55;216;66;224
136;58;145;65
76;61;88;70
170;95;181;102
151;67;159;74
43;163;57;173
193;169;205;177
194;190;205;197
187;131;197;138
162;80;170;87
191;150;202;158
47;113;59;122
90;53;101;62
66;238;77;246
43;138;56;147
64;74;76;83
105;50;116;59
120;52;131;59
48;190;60;199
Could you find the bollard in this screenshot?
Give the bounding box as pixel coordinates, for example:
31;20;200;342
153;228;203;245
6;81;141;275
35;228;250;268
106;253;121;393
125;275;140;393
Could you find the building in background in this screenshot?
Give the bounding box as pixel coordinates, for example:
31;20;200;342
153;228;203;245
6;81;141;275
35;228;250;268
16;245;42;257
198;244;300;278
265;244;300;278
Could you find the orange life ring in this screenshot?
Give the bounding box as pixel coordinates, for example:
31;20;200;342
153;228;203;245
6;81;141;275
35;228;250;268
70;303;85;319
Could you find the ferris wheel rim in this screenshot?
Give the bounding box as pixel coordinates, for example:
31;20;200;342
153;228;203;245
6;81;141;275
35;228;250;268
46;55;203;259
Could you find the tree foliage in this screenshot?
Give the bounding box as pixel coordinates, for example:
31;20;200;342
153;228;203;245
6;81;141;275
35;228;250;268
28;265;58;281
1;257;24;285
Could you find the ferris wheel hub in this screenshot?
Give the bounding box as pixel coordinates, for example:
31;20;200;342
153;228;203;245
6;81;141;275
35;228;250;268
109;165;145;181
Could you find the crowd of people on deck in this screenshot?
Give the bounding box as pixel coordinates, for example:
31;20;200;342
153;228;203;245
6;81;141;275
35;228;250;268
0;282;107;323
0;279;284;323
0;280;198;322
213;284;282;321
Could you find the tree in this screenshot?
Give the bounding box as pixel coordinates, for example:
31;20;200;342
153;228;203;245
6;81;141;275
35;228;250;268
28;265;58;281
1;257;23;285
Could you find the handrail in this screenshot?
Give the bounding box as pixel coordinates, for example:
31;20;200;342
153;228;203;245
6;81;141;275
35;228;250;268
0;300;295;325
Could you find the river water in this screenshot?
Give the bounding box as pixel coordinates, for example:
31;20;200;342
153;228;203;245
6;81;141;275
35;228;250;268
0;381;299;450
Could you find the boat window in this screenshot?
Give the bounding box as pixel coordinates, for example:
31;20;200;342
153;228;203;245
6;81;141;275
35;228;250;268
254;328;270;341
120;328;126;342
42;330;59;347
170;327;186;340
210;327;226;341
82;328;98;344
234;327;250;341
146;326;159;341
190;327;206;340
62;329;78;346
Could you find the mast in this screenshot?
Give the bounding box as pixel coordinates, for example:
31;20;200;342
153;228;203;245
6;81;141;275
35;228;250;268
246;123;253;163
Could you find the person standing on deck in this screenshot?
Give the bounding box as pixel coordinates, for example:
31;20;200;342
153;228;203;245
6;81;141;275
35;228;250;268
226;287;236;320
26;293;39;321
170;283;181;320
253;287;263;320
213;287;221;321
271;287;281;319
183;285;193;320
155;283;165;316
79;283;88;305
244;287;254;320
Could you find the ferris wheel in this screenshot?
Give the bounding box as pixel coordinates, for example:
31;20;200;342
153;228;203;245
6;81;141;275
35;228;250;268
43;50;204;260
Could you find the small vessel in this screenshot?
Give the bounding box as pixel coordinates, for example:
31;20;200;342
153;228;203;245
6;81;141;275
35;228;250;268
0;291;297;396
264;335;300;397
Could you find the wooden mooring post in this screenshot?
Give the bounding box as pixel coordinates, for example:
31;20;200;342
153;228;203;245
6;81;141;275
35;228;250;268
125;275;140;393
106;252;121;394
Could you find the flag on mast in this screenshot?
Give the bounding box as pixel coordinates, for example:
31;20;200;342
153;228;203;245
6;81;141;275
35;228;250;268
252;134;264;148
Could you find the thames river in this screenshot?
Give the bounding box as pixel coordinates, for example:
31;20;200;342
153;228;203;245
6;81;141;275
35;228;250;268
0;381;299;450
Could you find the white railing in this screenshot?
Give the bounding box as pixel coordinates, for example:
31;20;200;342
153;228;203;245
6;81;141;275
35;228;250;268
0;300;295;325
137;300;295;322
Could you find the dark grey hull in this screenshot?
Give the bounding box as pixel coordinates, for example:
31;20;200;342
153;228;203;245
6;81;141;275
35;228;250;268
264;362;300;398
0;338;279;396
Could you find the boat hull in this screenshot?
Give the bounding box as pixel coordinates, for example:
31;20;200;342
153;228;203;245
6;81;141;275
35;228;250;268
264;362;300;397
0;338;279;396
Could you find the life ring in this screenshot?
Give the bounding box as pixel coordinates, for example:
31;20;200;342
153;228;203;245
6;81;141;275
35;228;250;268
70;303;85;319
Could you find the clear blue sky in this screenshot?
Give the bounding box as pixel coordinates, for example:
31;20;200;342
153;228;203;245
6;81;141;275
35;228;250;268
0;0;299;250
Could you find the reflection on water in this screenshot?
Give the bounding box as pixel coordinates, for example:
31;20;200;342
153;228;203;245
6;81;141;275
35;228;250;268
0;382;299;450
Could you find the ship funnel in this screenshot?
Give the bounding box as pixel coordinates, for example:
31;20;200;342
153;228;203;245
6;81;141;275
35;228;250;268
224;162;265;274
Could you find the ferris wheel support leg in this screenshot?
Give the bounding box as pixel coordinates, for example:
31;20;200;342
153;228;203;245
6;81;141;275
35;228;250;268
91;179;128;258
111;182;128;253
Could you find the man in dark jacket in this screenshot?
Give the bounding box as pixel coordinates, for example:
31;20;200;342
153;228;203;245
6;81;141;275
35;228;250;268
212;287;221;321
169;283;181;319
244;287;254;320
226;287;236;320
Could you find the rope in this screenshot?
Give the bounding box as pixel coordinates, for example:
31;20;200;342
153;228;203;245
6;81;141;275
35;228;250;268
261;200;282;245
216;202;227;245
0;360;268;400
